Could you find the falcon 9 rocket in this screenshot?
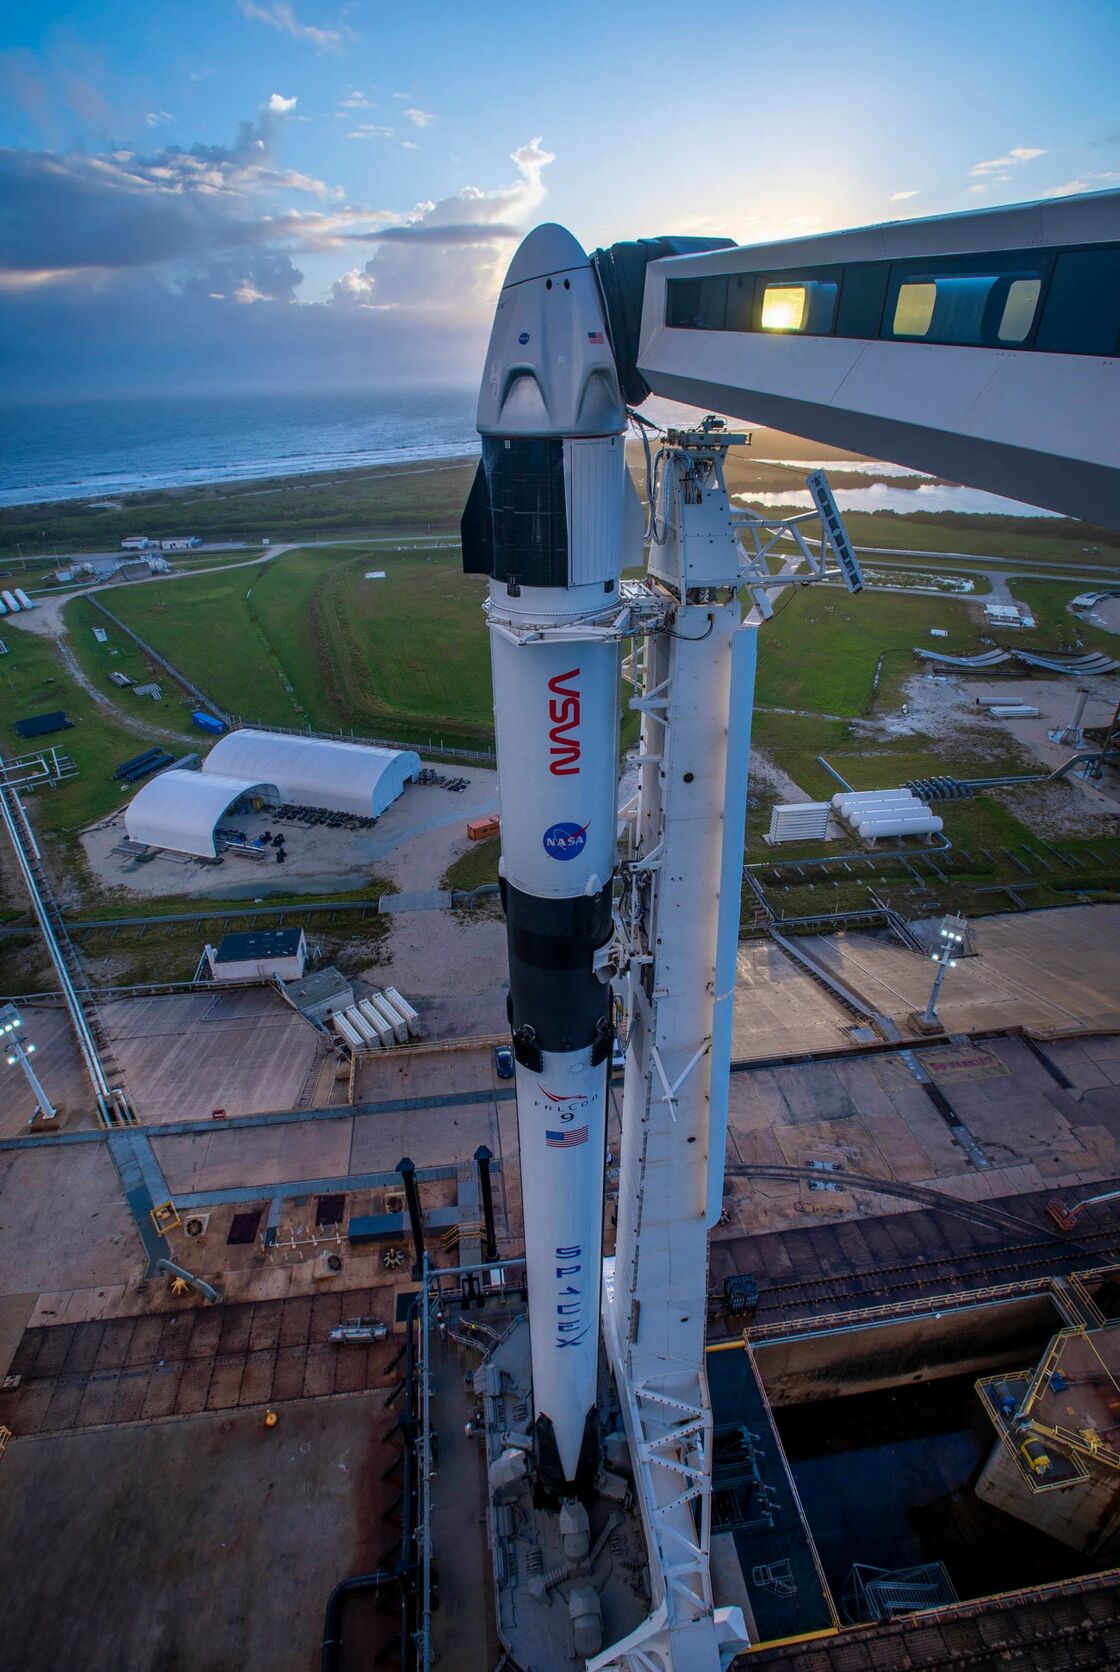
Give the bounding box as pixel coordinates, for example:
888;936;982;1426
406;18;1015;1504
461;223;626;1497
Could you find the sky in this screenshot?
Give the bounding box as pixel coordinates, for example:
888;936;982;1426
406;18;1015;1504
1;0;1118;398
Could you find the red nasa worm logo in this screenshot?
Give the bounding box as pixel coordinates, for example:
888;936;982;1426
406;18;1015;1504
547;668;580;776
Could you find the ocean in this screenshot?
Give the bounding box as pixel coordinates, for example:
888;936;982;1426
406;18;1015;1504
0;389;1060;518
0;388;481;508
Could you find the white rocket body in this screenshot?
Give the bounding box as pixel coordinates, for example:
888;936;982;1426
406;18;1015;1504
463;224;626;1495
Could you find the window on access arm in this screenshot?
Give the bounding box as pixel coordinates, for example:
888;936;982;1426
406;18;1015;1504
997;277;1042;343
760;285;808;332
893;282;936;337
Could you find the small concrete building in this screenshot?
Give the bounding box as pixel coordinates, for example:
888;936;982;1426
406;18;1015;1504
283;965;353;1022
206;928;307;983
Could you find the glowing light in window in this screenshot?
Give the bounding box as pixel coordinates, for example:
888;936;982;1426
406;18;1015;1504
893;282;936;337
761;285;807;332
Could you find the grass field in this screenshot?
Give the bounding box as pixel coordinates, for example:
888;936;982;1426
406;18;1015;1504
2;441;1118;944
61;595;201;739
754;586;986;716
0;627;157;837
102;543;495;749
0;459;477;557
1007;577;1119;654
443;837;500;894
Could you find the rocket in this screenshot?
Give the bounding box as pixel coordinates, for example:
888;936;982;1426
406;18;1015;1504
462;224;627;1497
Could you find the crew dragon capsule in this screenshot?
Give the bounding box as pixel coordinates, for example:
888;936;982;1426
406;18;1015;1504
461;224;632;1496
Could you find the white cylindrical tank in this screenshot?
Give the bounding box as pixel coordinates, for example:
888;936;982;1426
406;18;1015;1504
858;813;944;839
838;789;917;819
1;591;21;613
384;985;422;1040
332;1012;363;1049
369;991;409;1045
344;1005;379;1046
358;998;393;1048
0;598;7;616
843;805;921;830
13;588;33;610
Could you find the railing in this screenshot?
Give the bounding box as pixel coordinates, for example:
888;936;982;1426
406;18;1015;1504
0;771;135;1125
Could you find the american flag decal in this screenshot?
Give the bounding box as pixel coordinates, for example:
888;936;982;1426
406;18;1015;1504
587;330;604;344
546;1125;589;1149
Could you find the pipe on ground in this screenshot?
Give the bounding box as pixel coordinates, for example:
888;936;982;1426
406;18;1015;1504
320;1571;396;1672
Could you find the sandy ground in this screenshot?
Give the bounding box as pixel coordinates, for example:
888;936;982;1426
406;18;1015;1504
365;782;508;1037
749;748;818;807
1074;596;1120;635
895;668;1120;831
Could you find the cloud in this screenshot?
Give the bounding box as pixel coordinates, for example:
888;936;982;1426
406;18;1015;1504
0;107;341;281
889;189;918;201
339;90;375;110
146;111;175;128
1041;170;1120;199
354;221;522;245
403;108;436;127
237;0;342;52
969;145;1045;177
401;141;417;151
337;135;554;312
328;266;376;306
0;123;556;397
266;93;298;114
347;123;396;139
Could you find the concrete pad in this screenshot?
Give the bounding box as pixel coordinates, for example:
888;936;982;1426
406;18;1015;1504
106;989;320;1123
731;941;852;1059
0;1142;140;1295
0;1394;396;1671
0;1004;100;1132
348;1102;497;1175
0;1292;34;1381
152;1117;354;1195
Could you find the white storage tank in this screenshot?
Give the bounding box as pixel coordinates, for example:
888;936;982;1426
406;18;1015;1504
384;985;422;1040
838;789;918;819
13;588;33;610
369;990;409;1045
332;1012;363;1049
834;788;913;809
1;591;21;614
0;598;7;616
358;998;394;1048
858;813;944;839
344;1005;379;1047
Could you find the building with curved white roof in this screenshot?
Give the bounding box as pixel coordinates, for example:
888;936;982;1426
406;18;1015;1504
125;769;279;858
201;730;420;818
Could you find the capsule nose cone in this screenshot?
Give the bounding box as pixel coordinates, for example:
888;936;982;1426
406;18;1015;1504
502;222;588;288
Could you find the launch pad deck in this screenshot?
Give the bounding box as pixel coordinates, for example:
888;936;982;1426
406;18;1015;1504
450;1307;651;1671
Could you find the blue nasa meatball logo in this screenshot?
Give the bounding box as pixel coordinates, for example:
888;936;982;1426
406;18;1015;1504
543;821;589;861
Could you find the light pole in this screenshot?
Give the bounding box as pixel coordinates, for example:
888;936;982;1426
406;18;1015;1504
922;913;967;1026
0;1003;57;1124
